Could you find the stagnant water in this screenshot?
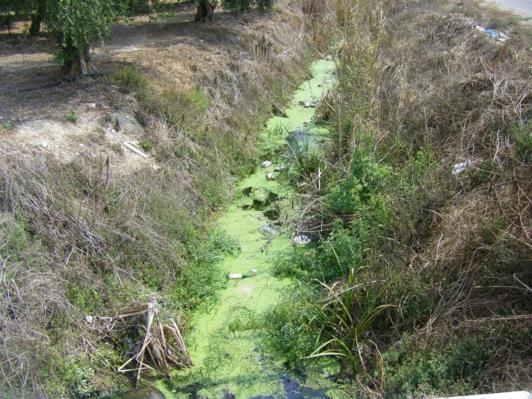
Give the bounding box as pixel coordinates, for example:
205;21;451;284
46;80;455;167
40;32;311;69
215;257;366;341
133;58;342;399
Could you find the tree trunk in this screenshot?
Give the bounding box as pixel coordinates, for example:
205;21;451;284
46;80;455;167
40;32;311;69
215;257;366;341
29;14;42;36
30;1;45;36
194;0;215;22
61;46;96;79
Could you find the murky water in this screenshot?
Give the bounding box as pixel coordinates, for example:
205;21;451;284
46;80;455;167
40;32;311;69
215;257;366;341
152;58;342;399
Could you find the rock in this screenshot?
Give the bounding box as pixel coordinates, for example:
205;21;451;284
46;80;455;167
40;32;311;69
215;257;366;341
221;390;236;399
252;188;279;209
253;187;270;203
261;160;273;168
109;113;145;137
122;387;166;399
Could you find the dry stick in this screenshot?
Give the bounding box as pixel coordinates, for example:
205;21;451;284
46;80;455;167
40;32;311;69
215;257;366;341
136;297;157;385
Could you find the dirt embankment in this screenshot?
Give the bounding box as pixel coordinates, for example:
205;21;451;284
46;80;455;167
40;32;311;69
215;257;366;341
1;1;313;173
0;1;334;397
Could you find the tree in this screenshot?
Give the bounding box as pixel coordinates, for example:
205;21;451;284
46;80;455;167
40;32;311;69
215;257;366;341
44;0;115;77
194;0;217;22
194;0;275;22
29;0;45;35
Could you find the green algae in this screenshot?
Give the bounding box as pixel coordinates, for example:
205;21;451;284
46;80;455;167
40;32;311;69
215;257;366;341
164;58;340;399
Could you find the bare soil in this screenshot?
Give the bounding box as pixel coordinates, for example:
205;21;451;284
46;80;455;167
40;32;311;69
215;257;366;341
0;2;306;172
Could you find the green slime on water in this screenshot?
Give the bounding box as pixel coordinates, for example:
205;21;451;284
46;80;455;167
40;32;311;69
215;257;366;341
162;59;346;399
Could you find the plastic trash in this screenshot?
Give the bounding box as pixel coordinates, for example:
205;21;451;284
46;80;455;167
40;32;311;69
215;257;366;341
275;164;287;172
261;160;273;168
228;273;244;279
452;160;473;176
292;234;312;246
266;172;275;181
475;25;509;42
260;223;277;236
248;269;258;277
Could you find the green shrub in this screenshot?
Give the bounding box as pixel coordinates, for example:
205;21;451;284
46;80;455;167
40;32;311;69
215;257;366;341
511;121;531;163
65;110;79;123
383;338;490;396
222;0;275;13
262;287;318;366
111;65;149;93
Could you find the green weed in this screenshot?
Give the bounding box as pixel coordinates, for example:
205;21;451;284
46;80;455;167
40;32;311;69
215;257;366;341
511;121;531;163
65;110;79;123
111;65;149;93
383;338;490;396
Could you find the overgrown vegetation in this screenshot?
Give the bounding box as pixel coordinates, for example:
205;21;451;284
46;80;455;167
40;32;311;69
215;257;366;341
265;0;531;396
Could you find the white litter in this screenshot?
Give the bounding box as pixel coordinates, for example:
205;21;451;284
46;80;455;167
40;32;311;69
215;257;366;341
260;223;277;236
452;160;473;176
228;273;244;280
248;269;257;277
261;160;273;168
123;141;148;158
266;172;275;181
292;234;312;246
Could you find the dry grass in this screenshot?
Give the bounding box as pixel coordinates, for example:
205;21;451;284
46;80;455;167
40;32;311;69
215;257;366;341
0;1;327;396
285;0;531;395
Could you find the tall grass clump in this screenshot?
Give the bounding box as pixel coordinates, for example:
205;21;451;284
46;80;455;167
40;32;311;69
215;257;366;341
266;0;531;396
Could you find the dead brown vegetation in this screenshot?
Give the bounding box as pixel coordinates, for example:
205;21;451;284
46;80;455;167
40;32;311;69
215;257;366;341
286;0;531;395
0;0;324;396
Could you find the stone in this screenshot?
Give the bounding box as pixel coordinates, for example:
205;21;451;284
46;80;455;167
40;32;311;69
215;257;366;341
221;390;236;399
252;188;279;209
109;113;145;137
122;387;166;399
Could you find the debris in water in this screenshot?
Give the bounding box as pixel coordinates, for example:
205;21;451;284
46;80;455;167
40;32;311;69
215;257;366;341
260;223;277;236
452;160;473;176
228;273;244;280
292;234;312;246
261;160;272;168
475;25;509;42
266;172;275;181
